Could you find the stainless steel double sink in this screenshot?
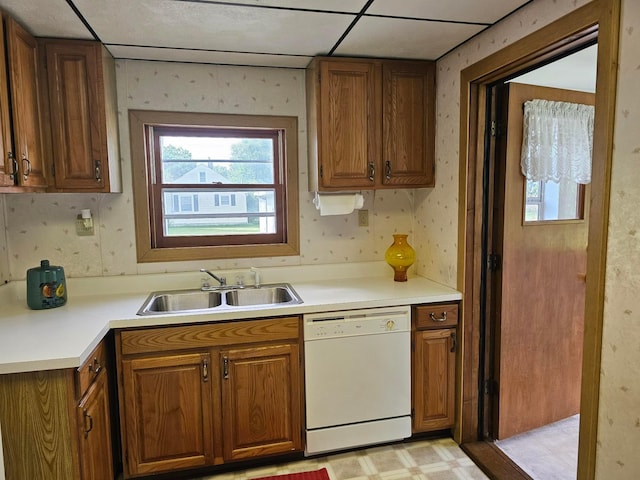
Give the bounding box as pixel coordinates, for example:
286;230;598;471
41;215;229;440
137;283;302;316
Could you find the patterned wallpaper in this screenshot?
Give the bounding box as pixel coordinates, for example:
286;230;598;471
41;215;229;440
1;61;413;279
420;0;640;476
596;1;640;477
0;0;638;475
0;195;8;284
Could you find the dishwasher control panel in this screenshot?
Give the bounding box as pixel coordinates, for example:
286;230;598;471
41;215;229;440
303;305;410;340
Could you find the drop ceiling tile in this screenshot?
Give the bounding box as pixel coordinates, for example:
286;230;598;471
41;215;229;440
334;17;485;60
107;45;311;68
204;0;368;13
73;0;354;56
367;0;531;24
0;0;93;38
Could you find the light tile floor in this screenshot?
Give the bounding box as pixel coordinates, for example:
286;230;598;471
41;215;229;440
495;414;579;480
197;438;489;480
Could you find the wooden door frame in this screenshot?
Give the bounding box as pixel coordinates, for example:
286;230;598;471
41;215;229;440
456;1;620;479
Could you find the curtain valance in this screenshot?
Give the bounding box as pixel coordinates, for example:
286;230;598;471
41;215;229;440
521;99;594;184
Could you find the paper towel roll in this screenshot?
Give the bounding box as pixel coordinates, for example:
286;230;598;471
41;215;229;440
313;193;364;216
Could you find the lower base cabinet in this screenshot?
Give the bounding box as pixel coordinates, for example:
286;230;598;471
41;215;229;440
412;304;458;433
0;339;114;479
116;316;303;478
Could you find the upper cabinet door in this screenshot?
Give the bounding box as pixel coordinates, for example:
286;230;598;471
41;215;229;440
0;17;15;187
45;40;113;191
4;16;47;189
382;61;435;187
317;60;382;190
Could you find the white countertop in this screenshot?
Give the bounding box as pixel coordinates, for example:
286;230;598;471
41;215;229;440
0;262;461;375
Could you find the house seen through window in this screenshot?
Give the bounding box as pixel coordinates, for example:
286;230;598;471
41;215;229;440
129;111;299;262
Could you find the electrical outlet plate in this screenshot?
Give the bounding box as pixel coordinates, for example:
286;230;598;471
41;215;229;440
358;209;369;227
76;218;95;236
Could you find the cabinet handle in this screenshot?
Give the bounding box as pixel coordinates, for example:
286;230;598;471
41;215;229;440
385;160;391;180
368;162;375;182
83;410;94;438
450;331;457;353
22;154;31;180
223;355;229;379
94;160;102;182
202;358;209;382
89;357;102;376
8;152;16;180
429;312;447;323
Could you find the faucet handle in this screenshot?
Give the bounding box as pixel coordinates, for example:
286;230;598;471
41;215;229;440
250;267;261;288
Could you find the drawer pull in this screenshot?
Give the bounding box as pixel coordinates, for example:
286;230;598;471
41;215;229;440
89;357;102;376
368;161;375;181
429;312;447;323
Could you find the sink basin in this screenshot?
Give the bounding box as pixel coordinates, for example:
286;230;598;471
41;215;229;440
140;290;222;314
225;285;297;307
137;283;302;315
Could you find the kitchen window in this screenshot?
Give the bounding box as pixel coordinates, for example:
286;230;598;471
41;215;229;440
130;110;299;262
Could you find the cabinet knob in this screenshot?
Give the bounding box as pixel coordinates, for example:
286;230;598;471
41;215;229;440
202;358;209;382
385;160;391;180
368;162;375;182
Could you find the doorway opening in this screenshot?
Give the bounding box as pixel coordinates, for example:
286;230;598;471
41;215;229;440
483;43;597;480
456;2;619;480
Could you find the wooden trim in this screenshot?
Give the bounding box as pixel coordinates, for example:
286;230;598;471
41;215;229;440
462;441;532;480
129;109;300;262
457;1;620;479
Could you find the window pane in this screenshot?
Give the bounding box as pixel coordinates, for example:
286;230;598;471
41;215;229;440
162;189;276;236
524;178;582;222
160;136;274;184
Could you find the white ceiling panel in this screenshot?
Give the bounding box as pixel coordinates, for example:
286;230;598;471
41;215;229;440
73;0;354;56
334;17;485;60
0;0;92;39
108;45;312;68
207;0;368;13
366;0;531;24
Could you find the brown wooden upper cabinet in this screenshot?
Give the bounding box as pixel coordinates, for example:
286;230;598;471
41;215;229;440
0;13;48;191
306;57;435;191
42;38;121;192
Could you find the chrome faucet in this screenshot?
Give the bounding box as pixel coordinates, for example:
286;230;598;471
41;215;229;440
200;268;226;287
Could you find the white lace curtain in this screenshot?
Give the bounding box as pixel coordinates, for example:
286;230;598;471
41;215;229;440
520;99;594;184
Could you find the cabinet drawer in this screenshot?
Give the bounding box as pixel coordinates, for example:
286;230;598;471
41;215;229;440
414;303;458;330
76;340;107;398
120;316;300;355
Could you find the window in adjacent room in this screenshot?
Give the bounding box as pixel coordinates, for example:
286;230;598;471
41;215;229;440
129;110;299;262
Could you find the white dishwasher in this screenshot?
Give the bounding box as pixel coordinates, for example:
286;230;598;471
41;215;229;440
304;305;412;455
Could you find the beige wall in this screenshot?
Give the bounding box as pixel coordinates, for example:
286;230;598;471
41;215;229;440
0;196;7;284
0;60;414;280
596;0;640;477
429;0;639;477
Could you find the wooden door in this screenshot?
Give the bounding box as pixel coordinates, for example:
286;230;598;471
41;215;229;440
0;17;15;186
5;17;47;189
122;352;214;476
45;40;108;190
492;82;592;439
318;60;381;189
382;61;435;187
413;328;456;432
220;343;302;461
77;370;114;480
